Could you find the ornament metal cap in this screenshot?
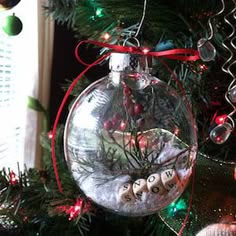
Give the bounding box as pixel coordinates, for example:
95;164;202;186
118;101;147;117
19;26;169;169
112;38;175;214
109;52;151;73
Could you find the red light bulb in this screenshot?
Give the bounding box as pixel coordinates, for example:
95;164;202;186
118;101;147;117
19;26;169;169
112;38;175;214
215;114;227;125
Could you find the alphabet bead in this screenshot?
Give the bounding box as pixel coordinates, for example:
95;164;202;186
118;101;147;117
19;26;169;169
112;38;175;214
161;169;178;190
132;178;148;199
146;173;165;195
118;183;135;203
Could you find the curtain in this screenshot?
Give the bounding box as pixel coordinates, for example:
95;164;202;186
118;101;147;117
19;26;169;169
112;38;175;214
24;0;55;169
0;0;54;172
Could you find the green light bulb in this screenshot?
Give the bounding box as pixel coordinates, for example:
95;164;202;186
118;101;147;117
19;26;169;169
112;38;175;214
95;7;103;18
167;198;188;217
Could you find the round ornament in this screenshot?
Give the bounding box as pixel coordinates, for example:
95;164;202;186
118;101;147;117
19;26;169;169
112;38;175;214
196;223;236;236
209;122;233;144
64;52;198;216
2;13;22;36
0;0;20;11
197;38;216;62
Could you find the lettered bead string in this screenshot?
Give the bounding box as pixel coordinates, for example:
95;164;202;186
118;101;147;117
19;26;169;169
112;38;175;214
51;40;200;234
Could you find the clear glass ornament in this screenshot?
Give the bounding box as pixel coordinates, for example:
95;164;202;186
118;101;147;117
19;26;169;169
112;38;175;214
197;38;216;62
64;52;198;216
228;85;236;103
209;122;233;144
196;223;236;236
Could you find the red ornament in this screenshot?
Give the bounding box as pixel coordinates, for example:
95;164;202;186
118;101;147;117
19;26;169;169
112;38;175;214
134;103;144;115
9;171;18;185
215;114;227;125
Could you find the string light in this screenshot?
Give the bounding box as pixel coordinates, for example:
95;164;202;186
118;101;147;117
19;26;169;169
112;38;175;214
95;7;104;18
101;32;111;41
215;114;227;125
9;171;18;185
55;198;91;221
67;199;83;221
142;47;150;54
47;131;53;139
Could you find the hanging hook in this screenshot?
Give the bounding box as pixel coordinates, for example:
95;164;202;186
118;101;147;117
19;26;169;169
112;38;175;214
134;0;147;38
207;0;226;41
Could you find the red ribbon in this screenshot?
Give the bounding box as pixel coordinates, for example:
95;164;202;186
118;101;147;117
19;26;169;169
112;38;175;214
51;40;199;194
75;40;199;66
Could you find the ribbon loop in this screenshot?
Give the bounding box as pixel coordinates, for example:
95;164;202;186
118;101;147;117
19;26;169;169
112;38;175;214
75;40;200;67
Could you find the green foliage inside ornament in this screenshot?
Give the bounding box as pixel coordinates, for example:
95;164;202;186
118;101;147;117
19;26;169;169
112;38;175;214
2;13;23;36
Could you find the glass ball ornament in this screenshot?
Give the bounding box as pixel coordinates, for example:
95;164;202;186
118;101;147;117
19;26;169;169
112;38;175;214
0;0;20;11
64;52;198;216
197;38;216;62
210;122;233;144
196;223;236;236
2;13;23;36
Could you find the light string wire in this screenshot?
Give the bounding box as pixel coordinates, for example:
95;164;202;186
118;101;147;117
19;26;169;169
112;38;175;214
100;0;147;58
134;0;147;38
207;0;226;41
222;0;236;124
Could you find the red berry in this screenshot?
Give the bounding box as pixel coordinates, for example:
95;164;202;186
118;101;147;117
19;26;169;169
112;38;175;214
103;120;113;130
134;104;144;115
119;120;127;131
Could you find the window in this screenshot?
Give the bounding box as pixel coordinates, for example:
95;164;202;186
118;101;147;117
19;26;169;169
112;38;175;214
0;1;40;172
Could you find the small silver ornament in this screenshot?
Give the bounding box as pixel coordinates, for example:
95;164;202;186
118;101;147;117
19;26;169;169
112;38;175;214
197;38;216;62
210;122;233;144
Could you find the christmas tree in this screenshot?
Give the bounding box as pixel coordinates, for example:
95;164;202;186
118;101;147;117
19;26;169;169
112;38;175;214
1;0;236;235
